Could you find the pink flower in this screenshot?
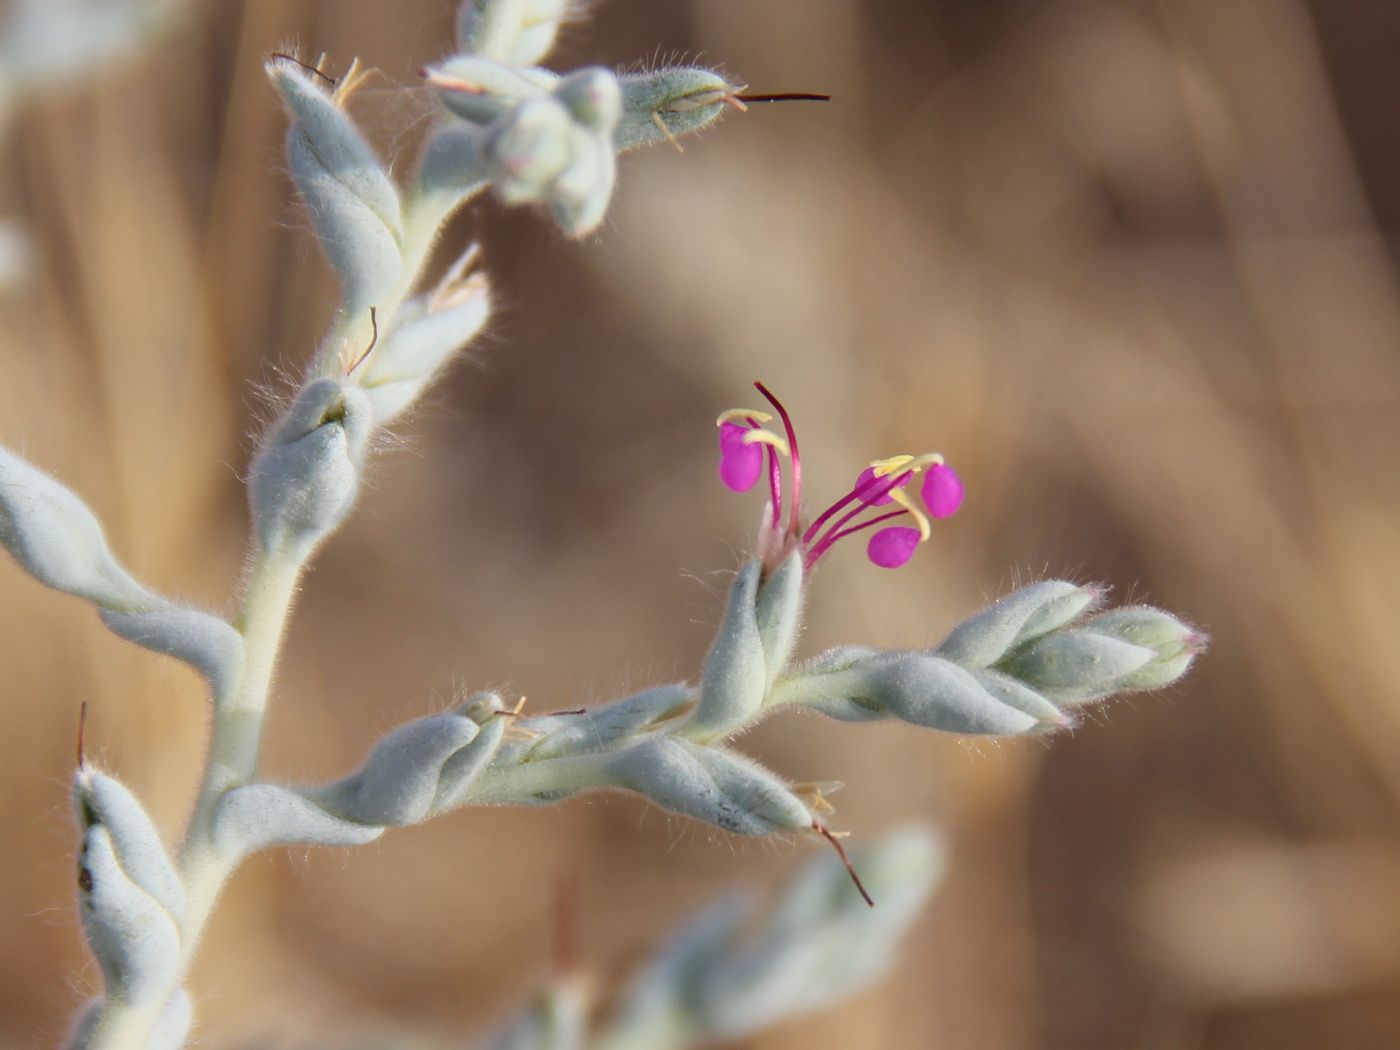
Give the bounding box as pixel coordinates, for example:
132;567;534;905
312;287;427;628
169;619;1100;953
716;382;964;571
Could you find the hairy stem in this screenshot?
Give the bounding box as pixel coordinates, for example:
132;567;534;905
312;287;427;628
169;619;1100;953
84;551;305;1050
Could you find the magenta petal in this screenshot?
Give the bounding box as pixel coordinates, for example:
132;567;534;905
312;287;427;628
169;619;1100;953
866;526;921;569
921;463;965;519
717;424;764;492
853;466;911;506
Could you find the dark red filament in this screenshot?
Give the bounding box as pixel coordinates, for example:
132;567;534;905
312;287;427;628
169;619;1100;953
816;822;875;908
270;53;337;86
754;381;801;536
734;93;832;103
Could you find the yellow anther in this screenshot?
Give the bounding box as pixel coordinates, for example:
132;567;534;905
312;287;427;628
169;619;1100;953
741;429;790;456
716;408;773;427
868;454;915;478
331;58;374;107
793;780;844;816
890;488;931;541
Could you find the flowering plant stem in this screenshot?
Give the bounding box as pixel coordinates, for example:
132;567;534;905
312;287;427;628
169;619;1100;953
84;553;302;1050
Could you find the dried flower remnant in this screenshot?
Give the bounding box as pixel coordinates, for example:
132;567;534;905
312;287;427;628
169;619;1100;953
718;382;965;571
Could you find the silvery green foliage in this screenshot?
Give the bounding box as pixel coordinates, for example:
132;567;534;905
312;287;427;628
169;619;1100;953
613;67;735;153
607;737;814;836
0;445;153;611
268;60;404;322
457;0;573;67
690;553;802;739
0;2;1206;1045
73;769;184;1007
772;580;1202;733
421;0;740;237
0;445;243;692
360;244;490;424
412;572;1198;841
589;825;943;1050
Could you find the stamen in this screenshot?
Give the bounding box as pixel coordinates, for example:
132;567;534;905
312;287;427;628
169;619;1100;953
815;822;874;908
270;52;337;86
331;58;373;106
716;408;773;427
77;701;89;770
869;454;915;477
889;488;931;541
801;491;856;547
723;95;749;112
420;68;485;94
429;242;482;311
765;440;783;526
741;429;790;457
651;111;684;154
344;307;379;375
804;508;907;568
754;382;801;535
664;88;731;113
793;780;844;816
733;92;833;104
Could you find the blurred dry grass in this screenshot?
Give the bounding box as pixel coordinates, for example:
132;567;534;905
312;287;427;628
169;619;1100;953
2;0;1399;1046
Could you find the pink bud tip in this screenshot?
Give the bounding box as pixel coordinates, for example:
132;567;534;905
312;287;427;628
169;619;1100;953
866;526;921;569
853;466;911;507
921;463;965;519
718;422;764;493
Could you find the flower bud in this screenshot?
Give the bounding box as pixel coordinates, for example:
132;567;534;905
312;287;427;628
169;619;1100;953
432;713;507;814
267;60;403;315
525;684;693;761
308;709;506;826
361;250;491;425
694;827;943;1041
596;895;747;1050
248;379;371;559
691;562;768;740
1083;606;1204;692
753;551;804;692
212;783;383;859
74;771;184;925
456;0;574;67
607;737;812;837
74;787;182;1006
1001;629;1155;704
935;581;1100;668
615;67;735;153
0;444;154;612
866;654;1049;735
427;55;557;127
416;122;490;224
312;714;480;826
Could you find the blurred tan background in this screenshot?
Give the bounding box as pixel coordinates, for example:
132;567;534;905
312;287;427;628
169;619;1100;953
3;0;1400;1046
